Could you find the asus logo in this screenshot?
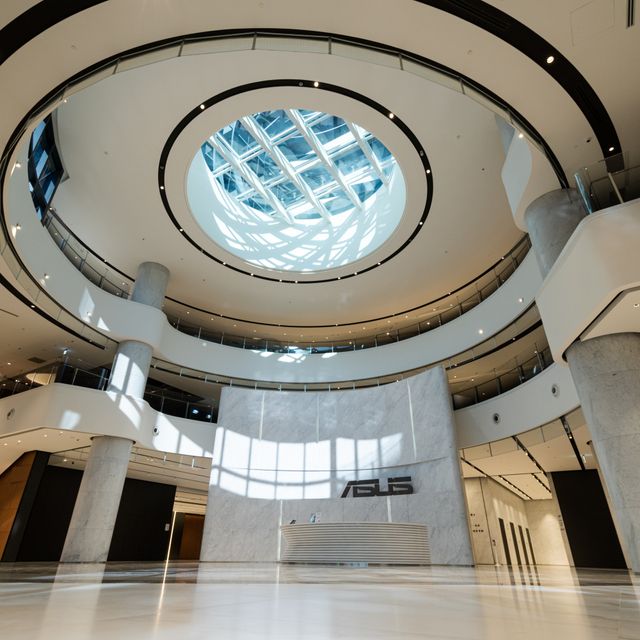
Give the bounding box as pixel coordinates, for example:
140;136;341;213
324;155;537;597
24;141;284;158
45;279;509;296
340;476;414;498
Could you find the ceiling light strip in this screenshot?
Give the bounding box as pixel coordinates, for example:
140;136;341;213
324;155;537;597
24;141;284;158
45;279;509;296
560;415;587;471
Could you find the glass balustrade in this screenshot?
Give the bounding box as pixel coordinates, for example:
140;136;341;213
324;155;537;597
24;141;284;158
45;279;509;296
451;346;552;410
41;208;530;355
574;153;640;214
0;362;218;423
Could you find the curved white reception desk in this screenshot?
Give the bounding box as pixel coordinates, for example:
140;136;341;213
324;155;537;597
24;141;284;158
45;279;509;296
280;522;430;565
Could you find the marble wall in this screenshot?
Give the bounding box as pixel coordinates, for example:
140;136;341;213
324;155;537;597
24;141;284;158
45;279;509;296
200;367;473;565
464;477;572;567
524;477;573;566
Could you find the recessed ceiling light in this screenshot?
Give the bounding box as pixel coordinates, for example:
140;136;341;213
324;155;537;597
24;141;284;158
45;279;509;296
160;185;164;190
17;440;21;444
419;221;423;225
313;81;319;87
478;329;484;335
200;104;205;110
44;273;50;279
7;362;11;365
546;55;555;64
518;297;524;303
388;112;394;119
608;146;615;152
14;161;22;169
426;169;431;174
179;228;183;232
634;303;639;308
518;133;524;139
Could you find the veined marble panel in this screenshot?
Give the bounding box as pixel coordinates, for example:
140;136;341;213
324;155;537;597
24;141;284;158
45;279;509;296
201;368;473;565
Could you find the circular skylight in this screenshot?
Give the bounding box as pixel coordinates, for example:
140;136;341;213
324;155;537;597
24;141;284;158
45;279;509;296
187;108;406;272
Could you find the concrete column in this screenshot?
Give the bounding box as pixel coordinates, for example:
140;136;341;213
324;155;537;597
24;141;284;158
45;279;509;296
524;188;586;277
59;436;133;563
526;189;640;572
61;262;169;562
566;335;640;572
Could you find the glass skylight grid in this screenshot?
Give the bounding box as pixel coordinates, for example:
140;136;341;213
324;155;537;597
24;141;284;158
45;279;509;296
201;109;396;223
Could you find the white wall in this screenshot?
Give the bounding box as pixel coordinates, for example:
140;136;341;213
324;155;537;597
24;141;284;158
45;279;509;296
524;476;573;566
464;477;572;567
465;478;538;566
200;368;474;565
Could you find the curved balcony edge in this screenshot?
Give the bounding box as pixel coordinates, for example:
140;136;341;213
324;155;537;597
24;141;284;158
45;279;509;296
455;363;579;449
0;366;579;460
0;383;215;457
536;197;640;361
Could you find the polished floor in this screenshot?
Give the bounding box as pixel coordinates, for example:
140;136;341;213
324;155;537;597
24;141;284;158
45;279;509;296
0;563;638;639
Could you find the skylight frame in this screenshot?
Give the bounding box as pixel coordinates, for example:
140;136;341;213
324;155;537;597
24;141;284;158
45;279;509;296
202;109;397;224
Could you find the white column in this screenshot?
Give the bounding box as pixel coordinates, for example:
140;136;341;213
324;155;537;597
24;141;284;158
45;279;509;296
526;190;640;572
60;262;169;562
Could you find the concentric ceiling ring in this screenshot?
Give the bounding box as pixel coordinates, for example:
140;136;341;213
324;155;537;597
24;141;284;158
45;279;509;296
158;79;432;284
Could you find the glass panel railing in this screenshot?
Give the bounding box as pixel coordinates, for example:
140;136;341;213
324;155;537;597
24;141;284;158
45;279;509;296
4;31;541;359
574;154;640;213
451;346;552;410
1;362;218;423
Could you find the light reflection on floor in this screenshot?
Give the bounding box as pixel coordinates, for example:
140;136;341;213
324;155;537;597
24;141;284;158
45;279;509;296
0;563;638;639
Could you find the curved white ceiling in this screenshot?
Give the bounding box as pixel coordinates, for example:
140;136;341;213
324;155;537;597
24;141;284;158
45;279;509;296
1;0;638;354
48;48;519;341
179;93;414;276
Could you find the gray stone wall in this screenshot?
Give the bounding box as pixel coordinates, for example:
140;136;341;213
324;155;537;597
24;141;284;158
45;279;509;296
201;367;473;565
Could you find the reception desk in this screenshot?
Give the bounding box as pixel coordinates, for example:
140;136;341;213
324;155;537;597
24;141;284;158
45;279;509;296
280;522;430;565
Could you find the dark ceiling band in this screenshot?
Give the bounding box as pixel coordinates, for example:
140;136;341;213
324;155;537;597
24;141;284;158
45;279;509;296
0;1;620;163
418;0;621;161
158;80;432;284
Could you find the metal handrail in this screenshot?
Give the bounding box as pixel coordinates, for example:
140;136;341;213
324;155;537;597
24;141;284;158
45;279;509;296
574;154;640;214
0;362;218;423
41;207;530;355
451;346;552;409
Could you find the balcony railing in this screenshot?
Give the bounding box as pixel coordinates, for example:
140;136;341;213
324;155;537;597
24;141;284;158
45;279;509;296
41;207;530;355
574;153;640;214
1;335;551;407
451;345;552;409
0;362;218;423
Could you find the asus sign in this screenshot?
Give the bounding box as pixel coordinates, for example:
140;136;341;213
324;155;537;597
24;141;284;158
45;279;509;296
340;476;414;498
